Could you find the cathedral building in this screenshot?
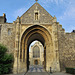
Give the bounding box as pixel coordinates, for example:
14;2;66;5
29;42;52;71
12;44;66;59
29;41;44;66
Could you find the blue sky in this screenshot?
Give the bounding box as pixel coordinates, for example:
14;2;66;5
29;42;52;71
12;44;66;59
0;0;75;32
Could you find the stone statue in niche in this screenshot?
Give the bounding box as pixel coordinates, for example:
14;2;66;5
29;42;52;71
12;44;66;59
35;12;38;20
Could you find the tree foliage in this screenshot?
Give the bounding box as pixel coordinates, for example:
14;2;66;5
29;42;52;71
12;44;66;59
0;44;14;74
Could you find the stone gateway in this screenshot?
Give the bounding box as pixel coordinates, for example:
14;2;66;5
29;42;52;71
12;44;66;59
0;2;75;74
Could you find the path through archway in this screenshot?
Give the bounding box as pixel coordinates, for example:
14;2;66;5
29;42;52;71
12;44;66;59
20;25;53;72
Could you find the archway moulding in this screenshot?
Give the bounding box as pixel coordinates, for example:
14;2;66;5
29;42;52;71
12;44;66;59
18;24;60;73
21;24;53;40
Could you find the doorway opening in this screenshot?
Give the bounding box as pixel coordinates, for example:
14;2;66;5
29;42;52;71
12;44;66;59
34;60;38;65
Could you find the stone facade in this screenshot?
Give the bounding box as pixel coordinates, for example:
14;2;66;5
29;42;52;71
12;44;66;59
58;29;75;71
0;23;15;53
0;25;1;41
0;2;75;74
29;41;44;66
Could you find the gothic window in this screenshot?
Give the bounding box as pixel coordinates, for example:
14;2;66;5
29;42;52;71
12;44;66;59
33;46;40;58
35;12;38;20
8;28;11;35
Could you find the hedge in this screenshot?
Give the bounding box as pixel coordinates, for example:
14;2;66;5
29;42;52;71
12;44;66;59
65;68;75;74
0;44;14;74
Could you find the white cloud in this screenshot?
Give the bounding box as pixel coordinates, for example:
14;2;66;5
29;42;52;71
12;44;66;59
66;25;75;32
59;2;75;32
13;7;28;18
67;7;75;17
41;0;64;5
55;0;58;4
60;2;75;20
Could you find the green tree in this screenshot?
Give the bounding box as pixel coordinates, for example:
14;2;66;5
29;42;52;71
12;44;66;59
0;44;14;74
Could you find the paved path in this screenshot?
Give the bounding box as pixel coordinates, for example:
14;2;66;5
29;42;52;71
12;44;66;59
4;73;25;75
28;66;45;72
4;66;73;75
4;72;73;75
26;66;49;75
50;72;72;75
26;66;73;75
26;72;49;75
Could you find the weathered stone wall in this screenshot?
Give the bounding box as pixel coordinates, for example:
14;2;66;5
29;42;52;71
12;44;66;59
0;25;1;41
58;25;75;71
20;3;53;24
0;23;15;53
64;33;75;68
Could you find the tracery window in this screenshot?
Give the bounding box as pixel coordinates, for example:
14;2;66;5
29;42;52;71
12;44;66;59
33;46;40;58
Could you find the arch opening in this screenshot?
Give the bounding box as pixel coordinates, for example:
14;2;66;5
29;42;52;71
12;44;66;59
20;25;52;72
27;34;46;70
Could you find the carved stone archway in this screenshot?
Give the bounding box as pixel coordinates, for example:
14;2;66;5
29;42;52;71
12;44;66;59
13;25;60;73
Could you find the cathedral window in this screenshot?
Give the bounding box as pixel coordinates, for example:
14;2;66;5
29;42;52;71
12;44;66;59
33;46;40;58
8;28;11;35
35;12;38;20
